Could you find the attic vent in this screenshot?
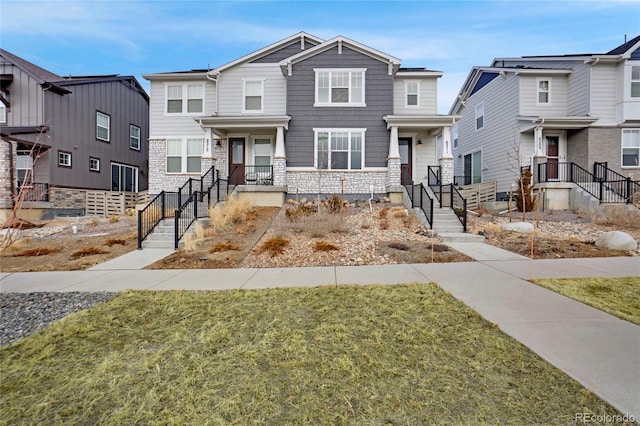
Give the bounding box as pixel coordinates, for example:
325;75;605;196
338;40;342;55
301;35;305;50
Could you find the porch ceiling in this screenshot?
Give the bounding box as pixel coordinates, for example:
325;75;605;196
518;115;598;132
383;114;458;130
198;115;291;138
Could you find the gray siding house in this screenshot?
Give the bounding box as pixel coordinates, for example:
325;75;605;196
450;35;640;206
144;33;456;203
0;49;149;218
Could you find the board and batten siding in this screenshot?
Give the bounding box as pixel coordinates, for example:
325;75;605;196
453;72;524;194
590;63;619;125
392;78;438;115
0;61;46;127
217;64;286;116
148;79;215;137
519;74;568;117
285;46;393;168
45;80;149;190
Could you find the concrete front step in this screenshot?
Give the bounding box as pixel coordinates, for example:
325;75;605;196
439;232;486;243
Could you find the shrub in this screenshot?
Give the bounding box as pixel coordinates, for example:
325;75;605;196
70;247;108;259
109;216;119;223
105;238;127;247
515;169;534;212
182;233;196;252
379;220;390;230
324;195;343;213
208;196;254;231
283;210;346;237
209;242;241;253
378;207;389;219
194;223;205;239
314;241;339;252
589;205;640;229
258;236;289;257
12;247;61;257
388;242;409;251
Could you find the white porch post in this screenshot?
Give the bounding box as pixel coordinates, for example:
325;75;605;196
273;126;287;186
533;125;545;183
438;126;454;184
387;126;401;187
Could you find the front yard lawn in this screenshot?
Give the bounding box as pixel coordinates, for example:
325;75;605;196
533;276;640;325
0;284;621;424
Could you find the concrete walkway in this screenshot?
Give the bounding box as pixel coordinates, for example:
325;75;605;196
1;256;639;417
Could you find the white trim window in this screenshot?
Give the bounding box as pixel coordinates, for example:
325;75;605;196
452;123;459;148
463;150;482;184
537;79;551;104
631;66;640;98
0;90;7;123
58;151;72;167
166;138;203;174
130;125;141;150
111;162;139;192
89;157;100;172
96;111;110;141
314;129;365;170
475;103;484;130
243;79;264;112
315;69;366;107
253;137;272;166
405;80;419;107
166;84;204;114
622;129;640;167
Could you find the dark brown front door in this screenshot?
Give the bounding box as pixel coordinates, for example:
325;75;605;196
546;136;559;180
399;138;412;185
229;138;245;185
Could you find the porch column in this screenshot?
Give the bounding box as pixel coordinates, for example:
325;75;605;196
532;125;546;183
387;126;401;187
201;130;215;175
0;139;15;210
273;126;287;187
438;126;454;184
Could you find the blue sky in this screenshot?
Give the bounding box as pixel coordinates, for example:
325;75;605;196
2;0;639;113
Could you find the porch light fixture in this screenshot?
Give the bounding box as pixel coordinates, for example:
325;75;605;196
417;140;422;145
216;140;221;147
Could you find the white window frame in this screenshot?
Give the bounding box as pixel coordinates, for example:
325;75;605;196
313;128;365;170
405;80;419;107
314;69;366;107
58;151;72;167
130;125;141;150
475;103;484;130
89;157;100;172
96;111;110;141
165;83;205;115
252;136;273;166
242;79;264;113
0;90;7;123
111;162;139;192
631;66;640;98
166;138;203;174
537;78;551;105
622;129;640;168
463;150;482;184
452;123;459;148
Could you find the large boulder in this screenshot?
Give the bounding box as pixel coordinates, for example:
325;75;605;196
595;231;638;251
501;221;535;234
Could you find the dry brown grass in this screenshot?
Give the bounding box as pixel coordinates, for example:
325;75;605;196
314;241;339;252
209;196;254;231
588;205;640;229
11;247;61;257
258;236;289;257
70;247;108;259
105;238;127;247
209;242;242;253
182;233;197;252
379;219;390;230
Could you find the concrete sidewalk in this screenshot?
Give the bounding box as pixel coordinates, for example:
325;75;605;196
1;257;639;417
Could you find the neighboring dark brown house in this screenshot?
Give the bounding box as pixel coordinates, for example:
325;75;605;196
0;49;149;219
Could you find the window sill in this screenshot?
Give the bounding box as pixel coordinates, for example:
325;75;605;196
314;103;367;108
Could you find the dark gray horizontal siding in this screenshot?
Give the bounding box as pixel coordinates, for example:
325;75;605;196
251;40;319;64
286;46;392;168
45;80;149;190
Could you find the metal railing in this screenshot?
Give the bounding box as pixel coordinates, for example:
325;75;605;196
174;192;199;249
538;162;639;205
244;165;274;185
405;183;434;228
17;182;49;202
137;191;179;249
450;184;468;232
453;175;471;186
427;166;441;186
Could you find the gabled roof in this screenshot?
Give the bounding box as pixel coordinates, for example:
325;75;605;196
278;35;402;76
209;32;325;75
57;75;149;101
0;48;70;94
607;34;640;55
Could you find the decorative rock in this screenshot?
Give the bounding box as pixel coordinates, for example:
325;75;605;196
595;231;638;251
501;222;535;234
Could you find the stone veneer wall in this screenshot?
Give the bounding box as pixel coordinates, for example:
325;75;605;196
273;158;286;186
386;158;401;188
286;170;388;194
49;187;87;210
0;139;15;209
439;158;454;185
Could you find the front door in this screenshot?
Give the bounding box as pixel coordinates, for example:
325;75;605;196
229;138;245;185
399;138;412;185
546;136;559;180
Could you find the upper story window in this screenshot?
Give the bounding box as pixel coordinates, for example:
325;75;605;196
89;157;100;172
166;138;202;174
96;111;110;141
406;81;419;106
622;129;639;167
315;129;364;170
130;125;141;150
475;103;484;130
537;79;551;104
58;151;72;168
315;69;365;107
166;84;204;114
243;79;264;112
631;66;640;98
0;90;7;123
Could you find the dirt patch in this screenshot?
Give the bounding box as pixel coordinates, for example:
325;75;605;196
1;216;138;272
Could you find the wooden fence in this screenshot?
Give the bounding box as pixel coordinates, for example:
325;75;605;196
86;191;149;217
457;181;497;210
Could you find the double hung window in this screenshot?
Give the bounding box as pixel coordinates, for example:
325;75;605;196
315;129;364;170
166;138;203;173
315;69;365;106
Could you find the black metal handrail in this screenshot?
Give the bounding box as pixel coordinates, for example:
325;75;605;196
405;183;433;228
17;182;49;202
174;192;198;249
450;184;467;232
137;191;178;248
244;165;274;185
453;175;471;186
427;165;441;187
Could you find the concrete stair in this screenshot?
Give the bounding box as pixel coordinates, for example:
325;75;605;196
142;219;176;249
432;207;464;233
